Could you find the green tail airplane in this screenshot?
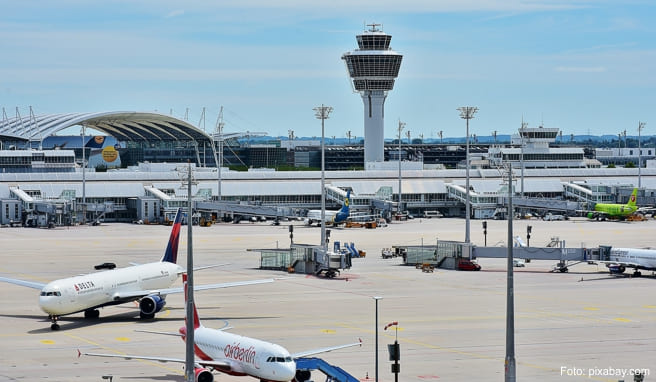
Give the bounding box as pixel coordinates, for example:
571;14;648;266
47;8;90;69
588;188;638;220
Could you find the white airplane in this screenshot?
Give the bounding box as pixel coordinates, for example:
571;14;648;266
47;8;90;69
0;208;274;330
600;247;656;276
305;190;351;226
81;273;362;382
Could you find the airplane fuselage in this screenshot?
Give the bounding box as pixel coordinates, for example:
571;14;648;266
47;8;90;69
609;247;656;271
594;203;637;217
39;262;182;316
183;326;296;381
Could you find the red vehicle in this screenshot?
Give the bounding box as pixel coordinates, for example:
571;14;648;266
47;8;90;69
457;259;481;271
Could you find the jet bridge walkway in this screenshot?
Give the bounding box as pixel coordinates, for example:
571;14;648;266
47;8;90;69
295;357;359;382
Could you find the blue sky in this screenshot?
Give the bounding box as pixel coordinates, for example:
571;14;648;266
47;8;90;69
1;1;654;140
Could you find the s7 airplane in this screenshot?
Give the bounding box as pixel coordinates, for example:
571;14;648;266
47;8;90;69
82;274;362;382
0;208;273;330
587;188;638;220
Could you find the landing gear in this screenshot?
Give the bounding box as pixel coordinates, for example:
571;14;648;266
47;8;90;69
84;309;100;319
49;315;60;330
633;270;642;277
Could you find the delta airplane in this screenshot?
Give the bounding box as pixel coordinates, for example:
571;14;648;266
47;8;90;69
82;274;362;382
600;247;656;276
304;190;351;226
0;209;273;330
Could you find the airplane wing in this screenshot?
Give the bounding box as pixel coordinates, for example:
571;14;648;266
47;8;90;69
291;339;362;358
113;278;275;300
80;350;232;369
0;276;46;290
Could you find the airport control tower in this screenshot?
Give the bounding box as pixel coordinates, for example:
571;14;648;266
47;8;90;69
342;24;403;164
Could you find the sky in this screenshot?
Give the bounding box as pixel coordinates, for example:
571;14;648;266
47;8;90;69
1;0;654;141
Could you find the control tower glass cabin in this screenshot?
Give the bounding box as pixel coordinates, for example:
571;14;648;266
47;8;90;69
342;24;403;164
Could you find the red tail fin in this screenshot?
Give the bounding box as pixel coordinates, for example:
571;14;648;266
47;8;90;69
182;274;201;330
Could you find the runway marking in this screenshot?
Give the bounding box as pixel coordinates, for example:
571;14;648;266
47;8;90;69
584;307;599;311
321;329;336;334
644;305;656;309
115;337;130;342
614;317;631;322
40;340;55;344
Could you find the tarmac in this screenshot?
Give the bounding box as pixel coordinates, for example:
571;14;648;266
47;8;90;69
0;216;654;382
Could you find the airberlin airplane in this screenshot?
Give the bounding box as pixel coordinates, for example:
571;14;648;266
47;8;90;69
0;208;273;330
82;274;362;382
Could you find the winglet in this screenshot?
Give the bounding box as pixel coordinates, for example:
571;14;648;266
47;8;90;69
182;274;202;330
77;349;81;358
161;208;183;263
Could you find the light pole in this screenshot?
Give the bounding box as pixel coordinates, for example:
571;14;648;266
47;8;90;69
314;105;333;250
638;121;645;188
373;296;383;382
458;106;478;243
81;124;86;224
505;164;516;382
185;161;195;382
397;120;406;215
519;121;527;198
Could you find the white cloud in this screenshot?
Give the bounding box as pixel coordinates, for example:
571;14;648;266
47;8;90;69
165;9;185;18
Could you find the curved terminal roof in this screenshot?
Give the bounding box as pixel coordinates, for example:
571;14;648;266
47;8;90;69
0;111;213;145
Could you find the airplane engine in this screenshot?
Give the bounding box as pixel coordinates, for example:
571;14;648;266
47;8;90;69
139;295;166;317
195;367;213;382
294;369;312;382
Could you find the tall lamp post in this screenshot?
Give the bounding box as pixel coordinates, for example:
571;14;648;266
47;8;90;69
314;105;333;250
638;121;645;189
373;296;383;382
397;120;406;215
458;106;478;243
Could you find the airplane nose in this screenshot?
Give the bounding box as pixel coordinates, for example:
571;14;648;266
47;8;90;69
39;296;56;314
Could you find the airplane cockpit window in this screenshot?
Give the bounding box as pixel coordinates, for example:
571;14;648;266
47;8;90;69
266;356;292;363
40;291;61;296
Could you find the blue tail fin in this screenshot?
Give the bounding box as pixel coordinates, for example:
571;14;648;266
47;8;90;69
340;190;351;214
161;208;183;263
332;190;351;224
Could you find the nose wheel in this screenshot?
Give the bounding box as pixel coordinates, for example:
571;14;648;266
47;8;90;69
49;315;61;330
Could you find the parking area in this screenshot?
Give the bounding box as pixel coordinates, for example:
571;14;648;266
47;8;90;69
0;217;654;381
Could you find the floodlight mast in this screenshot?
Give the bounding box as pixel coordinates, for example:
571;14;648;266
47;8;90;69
397;119;406;214
314;105;333;250
458;106;478;244
638;121;646;188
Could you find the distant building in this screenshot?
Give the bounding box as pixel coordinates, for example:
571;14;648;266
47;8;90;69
595;147;655;167
488;125;600;169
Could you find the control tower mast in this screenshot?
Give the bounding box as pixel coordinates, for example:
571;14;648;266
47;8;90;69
342;23;403;165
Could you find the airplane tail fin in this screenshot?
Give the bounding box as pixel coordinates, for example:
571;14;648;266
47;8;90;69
339;190;351;214
627;188;638;208
161;208;183;263
182;273;202;330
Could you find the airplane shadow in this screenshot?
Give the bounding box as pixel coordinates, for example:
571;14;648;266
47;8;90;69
0;309;280;333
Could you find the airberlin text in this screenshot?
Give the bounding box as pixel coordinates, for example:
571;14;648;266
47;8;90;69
224;342;256;364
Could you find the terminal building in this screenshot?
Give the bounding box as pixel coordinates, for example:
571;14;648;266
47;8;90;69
2;110;655;227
